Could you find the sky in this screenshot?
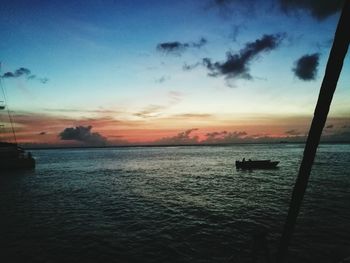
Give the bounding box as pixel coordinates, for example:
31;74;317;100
0;0;349;146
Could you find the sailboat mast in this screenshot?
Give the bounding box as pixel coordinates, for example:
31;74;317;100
0;64;17;144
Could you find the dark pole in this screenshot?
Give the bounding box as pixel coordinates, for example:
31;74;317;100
276;1;350;262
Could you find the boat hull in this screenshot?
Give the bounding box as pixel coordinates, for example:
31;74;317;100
236;160;279;170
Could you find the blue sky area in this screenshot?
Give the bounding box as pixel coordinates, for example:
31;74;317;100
0;0;349;145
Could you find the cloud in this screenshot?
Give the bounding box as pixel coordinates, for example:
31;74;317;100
279;0;344;20
134;105;165;118
172;113;212;119
2;72;16;78
1;67;48;84
155;75;170;83
208;0;258;18
2;67;31;78
210;0;344;21
156;38;207;56
202;130;248;143
183;62;201;71
202;33;284;80
293;53;320;81
326;124;334;129
39;78;49;84
153;128;199;145
192;38;208;48
43;107;121;114
213;0;232;6
230;24;243;42
39;131;47;135
168;91;183;105
285;129;301;136
59;125;107;145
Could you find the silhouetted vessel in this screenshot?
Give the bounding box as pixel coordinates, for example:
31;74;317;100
0;74;35;170
0;142;35;170
236;159;279;170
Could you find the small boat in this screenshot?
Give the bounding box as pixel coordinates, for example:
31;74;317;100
236;159;279;170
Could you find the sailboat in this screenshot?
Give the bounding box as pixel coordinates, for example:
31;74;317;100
0;72;35;170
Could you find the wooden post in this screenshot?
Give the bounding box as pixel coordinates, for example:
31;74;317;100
276;1;350;262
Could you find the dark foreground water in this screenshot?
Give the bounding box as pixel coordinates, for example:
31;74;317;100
1;144;350;263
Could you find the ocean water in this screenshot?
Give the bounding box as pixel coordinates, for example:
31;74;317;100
0;144;349;263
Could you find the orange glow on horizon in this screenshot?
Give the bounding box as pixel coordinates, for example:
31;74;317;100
1;111;349;146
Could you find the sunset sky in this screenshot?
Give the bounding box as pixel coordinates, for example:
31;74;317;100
0;0;349;146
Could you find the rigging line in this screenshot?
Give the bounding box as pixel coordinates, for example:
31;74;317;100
0;74;17;144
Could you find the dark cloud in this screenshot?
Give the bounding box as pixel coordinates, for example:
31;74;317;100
1;67;48;84
157;38;207;56
203;130;247;143
293;53;320;81
39;131;47;135
279;0;344;20
203;33;284;80
59;125;107;145
2;72;16;78
15;67;31;76
285;129;301;136
154;126;350;145
326;124;334;129
2;67;31;78
154;128;199;145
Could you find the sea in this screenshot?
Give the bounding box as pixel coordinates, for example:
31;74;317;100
0;144;349;263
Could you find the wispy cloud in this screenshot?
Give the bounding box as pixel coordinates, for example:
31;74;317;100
285;129;302;136
168;91;183;105
156;38;207;56
133;105;166;118
208;0;258;18
43;108;122;114
182;62;201;71
155;75;171;83
172;113;213;119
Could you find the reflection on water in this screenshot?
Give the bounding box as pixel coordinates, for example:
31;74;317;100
0;144;349;262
